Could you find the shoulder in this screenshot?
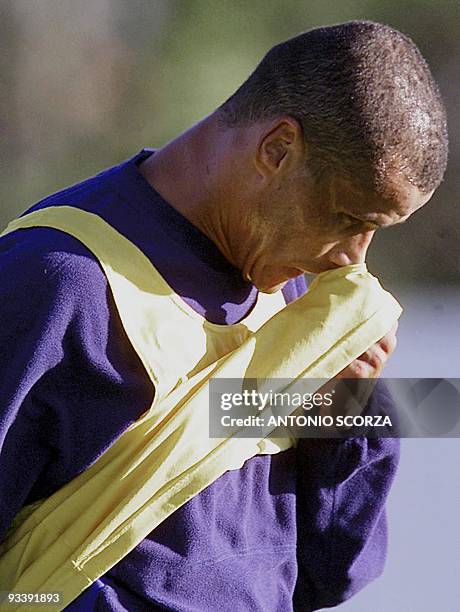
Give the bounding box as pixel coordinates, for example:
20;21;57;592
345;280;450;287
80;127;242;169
0;160;129;303
0;225;109;318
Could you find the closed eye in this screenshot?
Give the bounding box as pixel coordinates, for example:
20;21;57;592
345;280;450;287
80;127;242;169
339;212;370;227
339;212;359;224
339;212;380;230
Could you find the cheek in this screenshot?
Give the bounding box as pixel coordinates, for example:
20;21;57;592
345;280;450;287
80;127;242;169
304;242;338;262
300;213;340;252
280;229;336;263
272;194;341;258
301;199;338;235
305;215;348;252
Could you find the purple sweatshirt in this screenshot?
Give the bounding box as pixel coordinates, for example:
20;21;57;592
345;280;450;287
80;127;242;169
0;150;400;611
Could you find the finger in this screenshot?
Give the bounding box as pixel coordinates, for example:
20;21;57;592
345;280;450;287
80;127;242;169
378;321;398;350
377;330;398;354
359;326;398;360
337;359;376;379
337;320;400;379
358;341;390;369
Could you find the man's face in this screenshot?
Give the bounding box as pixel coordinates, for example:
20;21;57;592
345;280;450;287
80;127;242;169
244;168;434;293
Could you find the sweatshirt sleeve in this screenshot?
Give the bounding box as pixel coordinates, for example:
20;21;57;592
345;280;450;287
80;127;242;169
0;227;154;542
294;380;400;610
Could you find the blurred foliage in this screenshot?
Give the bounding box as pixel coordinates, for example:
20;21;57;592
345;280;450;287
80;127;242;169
0;0;459;284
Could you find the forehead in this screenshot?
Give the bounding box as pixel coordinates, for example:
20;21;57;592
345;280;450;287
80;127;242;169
332;174;434;228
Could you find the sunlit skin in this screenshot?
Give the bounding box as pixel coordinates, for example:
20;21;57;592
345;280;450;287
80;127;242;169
139;111;435;377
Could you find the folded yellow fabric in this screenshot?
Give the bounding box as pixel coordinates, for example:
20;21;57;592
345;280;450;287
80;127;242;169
0;207;402;610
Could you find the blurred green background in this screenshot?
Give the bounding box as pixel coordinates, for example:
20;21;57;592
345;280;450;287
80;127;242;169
1;0;459;288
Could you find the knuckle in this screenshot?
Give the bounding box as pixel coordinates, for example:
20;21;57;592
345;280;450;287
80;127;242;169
350;360;370;378
379;332;397;354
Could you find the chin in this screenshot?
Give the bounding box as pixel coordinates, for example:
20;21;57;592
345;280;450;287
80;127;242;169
257;281;288;294
254;274;293;293
249;266;303;293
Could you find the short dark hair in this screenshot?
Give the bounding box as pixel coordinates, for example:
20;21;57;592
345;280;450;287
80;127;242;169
219;21;448;194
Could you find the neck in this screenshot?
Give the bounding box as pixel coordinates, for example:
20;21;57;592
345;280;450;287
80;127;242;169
139;113;239;268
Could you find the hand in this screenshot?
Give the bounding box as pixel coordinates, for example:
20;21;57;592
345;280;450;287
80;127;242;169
285;322;398;436
336;321;398;379
309;322;399;430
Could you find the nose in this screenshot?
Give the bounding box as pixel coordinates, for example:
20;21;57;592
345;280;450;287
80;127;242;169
328;230;375;268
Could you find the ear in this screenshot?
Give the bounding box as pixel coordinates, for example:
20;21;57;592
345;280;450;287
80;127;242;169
255;116;304;179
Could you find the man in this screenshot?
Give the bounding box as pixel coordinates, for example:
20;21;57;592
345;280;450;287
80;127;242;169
0;20;447;611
